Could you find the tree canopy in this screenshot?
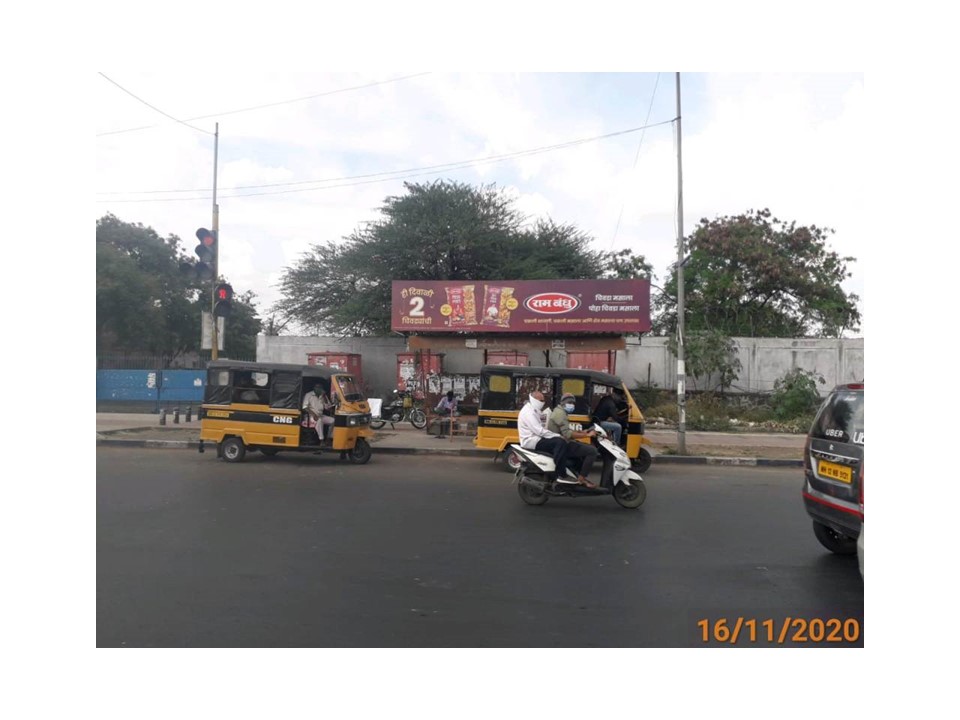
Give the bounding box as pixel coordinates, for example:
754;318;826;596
653;209;860;338
96;214;261;358
274;180;651;336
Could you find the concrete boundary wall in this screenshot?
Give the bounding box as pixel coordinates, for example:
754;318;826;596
617;337;863;395
257;335;863;398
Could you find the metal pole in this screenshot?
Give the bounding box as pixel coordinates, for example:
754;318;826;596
675;73;687;455
211;123;220;360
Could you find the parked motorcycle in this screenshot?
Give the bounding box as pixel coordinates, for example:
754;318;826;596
369;389;428;430
511;424;647;509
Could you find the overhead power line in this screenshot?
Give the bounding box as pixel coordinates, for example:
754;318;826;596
96;118;675;203
98;73;213;136
610;72;661;250
97;72;431;137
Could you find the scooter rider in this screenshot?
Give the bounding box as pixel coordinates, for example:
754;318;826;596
548;392;599;489
519;391;567;478
519;391;593;489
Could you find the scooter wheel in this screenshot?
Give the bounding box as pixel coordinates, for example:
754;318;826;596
518;478;550;505
613;478;647;509
369;419;386;430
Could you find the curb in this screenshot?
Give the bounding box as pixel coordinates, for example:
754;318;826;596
96;437;802;467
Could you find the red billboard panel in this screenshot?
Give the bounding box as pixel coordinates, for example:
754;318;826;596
391;280;651;334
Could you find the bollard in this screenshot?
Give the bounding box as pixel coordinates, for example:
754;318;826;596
160;408;167;426
186;405;192;423
173;407;180;424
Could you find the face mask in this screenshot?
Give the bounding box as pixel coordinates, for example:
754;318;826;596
529;395;544;411
563;403;575;413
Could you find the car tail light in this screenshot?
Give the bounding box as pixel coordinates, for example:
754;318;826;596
803;436;811;471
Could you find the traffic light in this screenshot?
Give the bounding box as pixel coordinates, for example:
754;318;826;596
214;283;233;317
194;228;217;281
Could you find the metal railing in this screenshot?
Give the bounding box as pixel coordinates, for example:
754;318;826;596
96;352;255;370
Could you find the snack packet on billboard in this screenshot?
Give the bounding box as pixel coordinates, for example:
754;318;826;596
481;285;515;327
445;284;477;327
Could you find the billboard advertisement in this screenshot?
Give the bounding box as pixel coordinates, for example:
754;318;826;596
391;279;651;334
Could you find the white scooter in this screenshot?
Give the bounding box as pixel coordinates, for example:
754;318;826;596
511;424;647;509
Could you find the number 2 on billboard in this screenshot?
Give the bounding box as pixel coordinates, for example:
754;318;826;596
409;297;425;317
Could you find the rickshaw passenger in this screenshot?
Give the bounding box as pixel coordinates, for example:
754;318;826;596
235;374;261;403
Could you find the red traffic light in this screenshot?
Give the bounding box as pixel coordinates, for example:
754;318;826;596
194;228;217;270
196;228;216;246
214;283;234;317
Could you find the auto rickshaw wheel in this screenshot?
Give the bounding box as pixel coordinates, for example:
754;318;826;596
220;437;246;463
260;447;279;457
632;446;652;474
348;438;372;464
505;450;523;472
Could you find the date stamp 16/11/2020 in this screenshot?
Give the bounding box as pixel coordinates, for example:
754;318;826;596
697;617;862;645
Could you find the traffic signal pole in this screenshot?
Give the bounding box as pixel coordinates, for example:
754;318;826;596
211;123;220;360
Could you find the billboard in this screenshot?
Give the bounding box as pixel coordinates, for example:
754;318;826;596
391;280;651;334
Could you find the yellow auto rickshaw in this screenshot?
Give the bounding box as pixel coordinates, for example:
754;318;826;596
198;360;373;463
473;364;653;472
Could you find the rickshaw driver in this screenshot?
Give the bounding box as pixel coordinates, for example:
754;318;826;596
303;382;335;442
593;388;627;446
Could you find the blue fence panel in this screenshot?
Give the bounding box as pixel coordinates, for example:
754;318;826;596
158;370;205;404
96;370;159;402
97;370;205;404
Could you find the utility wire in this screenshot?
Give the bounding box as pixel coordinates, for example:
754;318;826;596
97;118;675;202
98;73;213;136
610;72;661;250
97;72;431;137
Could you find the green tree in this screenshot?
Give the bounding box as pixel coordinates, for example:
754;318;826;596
653;209;860;338
273;180;633;336
96;214;261;357
221;290;262;358
666;329;742;392
604;248;654;280
97;214;197;354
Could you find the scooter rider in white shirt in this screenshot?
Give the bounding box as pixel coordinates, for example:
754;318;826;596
518;391;596;489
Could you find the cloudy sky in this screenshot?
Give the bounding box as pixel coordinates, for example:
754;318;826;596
95;72;865;331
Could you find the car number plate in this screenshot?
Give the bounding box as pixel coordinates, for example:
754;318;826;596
818;460;852;484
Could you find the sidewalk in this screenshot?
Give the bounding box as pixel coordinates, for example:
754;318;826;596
96;413;803;467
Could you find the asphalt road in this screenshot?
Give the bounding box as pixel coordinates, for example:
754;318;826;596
97;447;863;647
